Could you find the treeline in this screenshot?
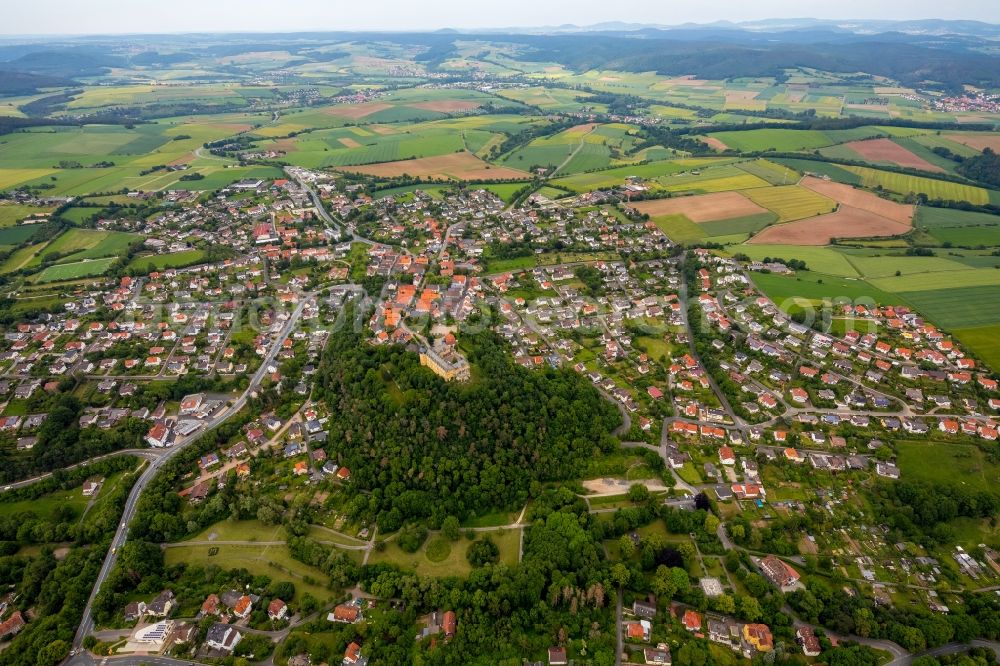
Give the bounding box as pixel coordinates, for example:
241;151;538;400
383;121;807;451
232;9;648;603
315;311;621;528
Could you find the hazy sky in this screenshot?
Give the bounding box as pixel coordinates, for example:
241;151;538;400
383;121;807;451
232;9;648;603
4;0;999;36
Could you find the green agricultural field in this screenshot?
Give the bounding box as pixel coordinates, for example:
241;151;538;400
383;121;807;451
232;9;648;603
651;215;705;243
659;165;770;194
772;158;862;185
927;226;1000;247
843;166;991;204
896;441;999;492
735;159;800;186
551;158;732;192
915;207;1000;229
494;86;602;113
158;165;283;191
480;183;526;202
29;228;139;267
57;207;104;225
0;168;58;190
699;213;778;237
707;129;833;152
749;271;906;311
731;244;860;277
558;142;614;174
126;249;208;273
0;204;52;227
953;324;1000;372
910;134;981;159
744;185;837;221
0;241;50;274
0;225;44;247
869;268;1000;292
894;285;1000;329
33;257;118;282
841;253;971;278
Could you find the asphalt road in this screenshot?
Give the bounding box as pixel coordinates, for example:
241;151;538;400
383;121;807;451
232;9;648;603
2;449;161;492
71;298;308;654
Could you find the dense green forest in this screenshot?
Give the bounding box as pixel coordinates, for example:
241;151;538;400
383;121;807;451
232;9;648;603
957;148;1000;188
315;315;621;529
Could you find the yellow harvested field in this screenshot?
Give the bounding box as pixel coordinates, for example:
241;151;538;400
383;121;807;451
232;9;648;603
0;168;57;189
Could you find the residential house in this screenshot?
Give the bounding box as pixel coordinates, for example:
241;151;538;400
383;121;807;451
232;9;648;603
205;623;242;652
329;603;361;624
796;626;821;657
548;647;568;665
147;590;175;617
758;556;800;591
233;595;253;619
268;598;288;621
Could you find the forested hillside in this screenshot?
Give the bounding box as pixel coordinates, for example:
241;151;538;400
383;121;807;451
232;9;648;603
316;318;622;528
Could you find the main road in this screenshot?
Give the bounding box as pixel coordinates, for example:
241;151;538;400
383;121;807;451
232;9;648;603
71;298;309;654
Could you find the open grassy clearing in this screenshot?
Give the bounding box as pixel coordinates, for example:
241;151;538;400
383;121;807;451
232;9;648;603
0;225;44;247
0;241;51;274
651;215;705;243
341;151;529;181
841;253;971;278
896;441;999;493
163;543;340;603
369;529;520;577
658;165;771;194
699;213;778;237
773;158;862;185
